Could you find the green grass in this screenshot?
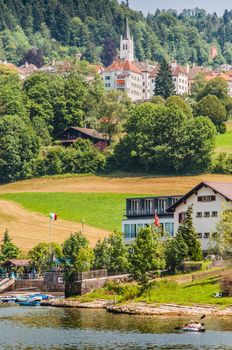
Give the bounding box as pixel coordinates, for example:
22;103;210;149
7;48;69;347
137;277;231;306
215;131;232;154
0;192;148;232
69;276;232;306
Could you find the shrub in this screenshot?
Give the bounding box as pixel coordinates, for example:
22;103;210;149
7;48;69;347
220;274;232;296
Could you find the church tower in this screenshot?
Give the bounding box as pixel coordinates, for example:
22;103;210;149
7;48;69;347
120;18;134;61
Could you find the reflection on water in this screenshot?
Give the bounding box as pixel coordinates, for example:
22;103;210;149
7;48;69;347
0;304;232;349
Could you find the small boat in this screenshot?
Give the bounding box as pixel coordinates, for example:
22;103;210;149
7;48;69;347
182;323;205;332
0;296;17;303
18;300;40;306
16;295;29;302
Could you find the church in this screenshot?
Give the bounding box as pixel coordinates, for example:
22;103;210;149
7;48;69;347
102;19;189;101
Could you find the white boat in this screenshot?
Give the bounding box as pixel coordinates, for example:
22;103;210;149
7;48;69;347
182;323;205;332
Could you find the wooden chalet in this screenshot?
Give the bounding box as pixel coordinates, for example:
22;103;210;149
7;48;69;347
56;126;110;151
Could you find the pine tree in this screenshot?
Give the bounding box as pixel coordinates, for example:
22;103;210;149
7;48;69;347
177;206;203;261
154;59;176;99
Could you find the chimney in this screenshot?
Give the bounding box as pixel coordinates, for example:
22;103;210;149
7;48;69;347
186;64;190;74
171;61;177;69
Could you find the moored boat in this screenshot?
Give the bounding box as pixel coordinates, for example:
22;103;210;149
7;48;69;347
18;300;40;306
182;323;205;332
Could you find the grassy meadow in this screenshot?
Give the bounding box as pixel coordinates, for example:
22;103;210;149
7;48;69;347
0;192;147;232
74;275;232;306
215;120;232;154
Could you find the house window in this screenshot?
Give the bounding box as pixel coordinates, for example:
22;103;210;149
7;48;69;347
172;197;179;205
179;212;187;223
131;224;137;238
105;76;110;80
204;212;210;218
204;232;210;238
144;199;153;214
197;233;202;238
198;196;216;202
165;222;174;236
131;200;139;215
105;83;110;87
196;212;202;218
212;232;218;238
158;198;166;214
124;224;130;238
212;211;218;217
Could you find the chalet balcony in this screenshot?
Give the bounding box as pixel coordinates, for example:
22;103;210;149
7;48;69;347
126;208;168;217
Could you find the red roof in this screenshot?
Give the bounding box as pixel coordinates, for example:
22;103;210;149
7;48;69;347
205;71;232;82
104;59;142;75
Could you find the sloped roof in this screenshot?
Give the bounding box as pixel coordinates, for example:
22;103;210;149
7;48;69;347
2;259;30;267
188;66;210;80
167;181;232;212
57;126;110;141
104;59;142;75
205;71;232;82
172;65;188;76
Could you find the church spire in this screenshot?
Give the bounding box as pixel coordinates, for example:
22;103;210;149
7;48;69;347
120;17;134;61
125;17;130;39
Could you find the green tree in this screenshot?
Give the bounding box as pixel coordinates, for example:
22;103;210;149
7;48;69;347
198;78;228;101
165;234;188;273
0;115;39;182
195;95;227;133
154;59;175;99
177;206;203;261
0;229;20;261
93;232;128;273
211;209;232;256
113;102;215;174
166;95;193;118
62;232;94;273
28;242;63;274
129;227;165;286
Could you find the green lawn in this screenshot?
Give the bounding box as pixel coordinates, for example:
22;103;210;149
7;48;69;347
137;278;231;306
72;276;232;306
0;192;148;232
215;131;232;154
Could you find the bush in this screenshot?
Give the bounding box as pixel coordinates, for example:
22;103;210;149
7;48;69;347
106;281;139;301
220;274;232;296
34;140;106;176
213;153;232;174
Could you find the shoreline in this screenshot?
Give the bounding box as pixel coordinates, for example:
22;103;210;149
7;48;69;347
41;299;232;316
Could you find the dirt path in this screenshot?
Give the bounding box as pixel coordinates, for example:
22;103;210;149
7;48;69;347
0;200;109;251
0;174;232;195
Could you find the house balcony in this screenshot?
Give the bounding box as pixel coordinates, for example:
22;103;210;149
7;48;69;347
126;208;169;217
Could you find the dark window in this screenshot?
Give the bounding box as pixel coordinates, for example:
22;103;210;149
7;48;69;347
204;212;210;218
105;76;110;80
204;232;210;238
198;196;216;202
179;212;187;223
212;211;218;217
197;233;202;238
196;212;202;218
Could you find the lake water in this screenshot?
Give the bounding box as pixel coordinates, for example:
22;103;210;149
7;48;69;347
0;304;232;349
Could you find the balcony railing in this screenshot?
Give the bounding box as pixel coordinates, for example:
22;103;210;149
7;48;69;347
126;209;168;217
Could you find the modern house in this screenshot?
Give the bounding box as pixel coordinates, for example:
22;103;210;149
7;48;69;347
56;126;110;151
122;195;181;244
122;182;232;252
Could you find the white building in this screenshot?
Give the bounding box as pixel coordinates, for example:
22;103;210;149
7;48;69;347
122;195;181;245
122;182;232;252
168;182;232;251
149;62;189;96
102;19;154;101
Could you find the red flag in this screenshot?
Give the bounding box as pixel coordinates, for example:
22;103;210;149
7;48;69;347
154;212;160;227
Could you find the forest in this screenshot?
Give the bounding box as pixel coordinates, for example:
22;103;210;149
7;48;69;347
1;1;232;67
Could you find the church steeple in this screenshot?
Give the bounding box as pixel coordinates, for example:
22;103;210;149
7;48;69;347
120;17;134;61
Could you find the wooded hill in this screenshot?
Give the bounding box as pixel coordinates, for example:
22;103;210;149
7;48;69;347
1;0;232;66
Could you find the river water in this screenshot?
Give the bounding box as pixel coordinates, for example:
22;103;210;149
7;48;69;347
1;304;232;350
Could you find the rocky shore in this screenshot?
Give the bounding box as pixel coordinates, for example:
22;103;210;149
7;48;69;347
41;298;232;316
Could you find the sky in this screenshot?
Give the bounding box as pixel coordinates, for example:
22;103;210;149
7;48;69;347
128;0;232;15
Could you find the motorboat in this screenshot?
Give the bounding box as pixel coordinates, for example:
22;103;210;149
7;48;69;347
182;323;205;332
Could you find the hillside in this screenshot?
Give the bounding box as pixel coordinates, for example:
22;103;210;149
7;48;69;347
0;199;108;250
0;0;232;66
0;174;232;249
